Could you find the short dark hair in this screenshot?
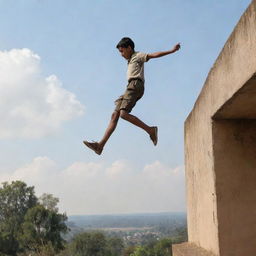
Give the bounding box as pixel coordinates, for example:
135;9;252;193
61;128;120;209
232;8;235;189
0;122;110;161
116;37;135;50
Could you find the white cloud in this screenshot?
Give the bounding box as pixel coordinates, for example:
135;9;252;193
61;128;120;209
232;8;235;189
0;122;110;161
0;48;85;138
105;160;130;179
143;161;183;179
12;156;57;181
0;158;186;215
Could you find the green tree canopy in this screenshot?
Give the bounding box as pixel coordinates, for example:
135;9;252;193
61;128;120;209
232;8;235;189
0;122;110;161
70;231;107;256
130;246;148;256
0;181;37;255
20;204;68;254
0;180;68;256
123;246;136;256
39;193;59;212
154;238;173;256
106;237;124;256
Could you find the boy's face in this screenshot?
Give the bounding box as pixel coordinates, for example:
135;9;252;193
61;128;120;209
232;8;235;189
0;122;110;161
118;46;133;60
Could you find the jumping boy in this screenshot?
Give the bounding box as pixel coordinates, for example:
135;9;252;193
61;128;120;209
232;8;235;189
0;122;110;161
83;37;180;155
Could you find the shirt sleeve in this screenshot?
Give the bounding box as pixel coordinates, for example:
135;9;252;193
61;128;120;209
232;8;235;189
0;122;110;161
136;52;149;63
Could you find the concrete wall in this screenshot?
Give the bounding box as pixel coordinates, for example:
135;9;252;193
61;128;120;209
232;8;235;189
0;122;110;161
184;93;219;254
174;1;256;255
185;104;218;254
213;120;256;256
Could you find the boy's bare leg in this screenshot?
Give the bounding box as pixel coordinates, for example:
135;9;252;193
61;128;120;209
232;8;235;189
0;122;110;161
98;111;120;148
84;109;157;154
120;110;158;145
83;111;120;155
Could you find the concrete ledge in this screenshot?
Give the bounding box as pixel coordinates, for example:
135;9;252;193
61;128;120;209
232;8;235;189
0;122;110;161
172;243;216;256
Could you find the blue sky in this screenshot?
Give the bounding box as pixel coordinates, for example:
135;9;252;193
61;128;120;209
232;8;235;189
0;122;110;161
0;0;250;215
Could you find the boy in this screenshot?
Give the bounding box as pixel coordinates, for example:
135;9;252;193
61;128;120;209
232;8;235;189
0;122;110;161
83;37;180;155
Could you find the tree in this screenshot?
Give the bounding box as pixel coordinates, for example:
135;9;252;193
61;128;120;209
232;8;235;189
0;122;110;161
130;246;148;256
154;238;173;256
106;237;124;256
0;181;37;255
70;231;107;256
20;204;68;254
123;246;136;256
39;193;59;212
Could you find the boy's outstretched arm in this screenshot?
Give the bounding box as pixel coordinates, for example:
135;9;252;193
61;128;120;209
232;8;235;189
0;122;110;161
147;43;181;60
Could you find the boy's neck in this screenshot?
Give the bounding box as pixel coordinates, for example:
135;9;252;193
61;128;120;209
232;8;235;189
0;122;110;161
128;50;135;60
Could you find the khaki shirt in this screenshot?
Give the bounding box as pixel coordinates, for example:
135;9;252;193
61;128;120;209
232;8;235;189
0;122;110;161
127;52;148;82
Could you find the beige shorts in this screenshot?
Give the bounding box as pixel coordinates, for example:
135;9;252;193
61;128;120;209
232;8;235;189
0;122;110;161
114;79;144;113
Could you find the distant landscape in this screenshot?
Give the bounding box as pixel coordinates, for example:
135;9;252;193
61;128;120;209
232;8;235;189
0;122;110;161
0;181;187;255
66;212;187;246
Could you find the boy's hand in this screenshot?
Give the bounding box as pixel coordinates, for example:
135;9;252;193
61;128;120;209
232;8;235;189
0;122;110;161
172;43;181;52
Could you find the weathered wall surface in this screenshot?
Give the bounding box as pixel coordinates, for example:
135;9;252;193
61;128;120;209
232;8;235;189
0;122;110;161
185;90;219;254
213;120;256;256
174;1;256;255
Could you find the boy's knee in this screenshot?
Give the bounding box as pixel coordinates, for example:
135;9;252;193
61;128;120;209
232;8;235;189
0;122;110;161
120;110;128;119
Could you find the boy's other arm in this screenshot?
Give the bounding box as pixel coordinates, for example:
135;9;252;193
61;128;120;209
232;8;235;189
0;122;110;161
147;43;181;60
